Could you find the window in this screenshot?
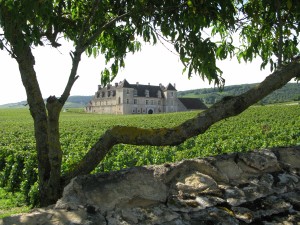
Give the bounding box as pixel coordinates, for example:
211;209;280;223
158;100;161;105
145;89;149;97
171;92;174;97
134;99;138;104
133;89;138;96
151;100;154;105
126;89;130;94
126;99;129;104
146;100;149;105
157;91;161;98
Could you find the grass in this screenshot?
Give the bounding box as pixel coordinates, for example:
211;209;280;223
0;188;30;219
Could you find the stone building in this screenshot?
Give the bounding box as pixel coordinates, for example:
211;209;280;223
85;79;207;114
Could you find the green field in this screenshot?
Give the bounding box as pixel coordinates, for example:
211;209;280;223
0;105;300;210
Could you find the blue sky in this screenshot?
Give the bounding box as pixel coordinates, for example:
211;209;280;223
0;40;270;105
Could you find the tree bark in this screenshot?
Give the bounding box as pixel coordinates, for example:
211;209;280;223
45;97;63;204
43;48;83;204
0;7;55;206
63;60;300;182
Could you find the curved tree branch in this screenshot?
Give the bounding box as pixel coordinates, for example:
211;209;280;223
276;0;283;67
63;60;300;182
59;47;83;105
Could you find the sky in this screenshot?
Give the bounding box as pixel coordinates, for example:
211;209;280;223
0;40;271;105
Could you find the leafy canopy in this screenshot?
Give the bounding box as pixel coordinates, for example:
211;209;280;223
0;0;299;86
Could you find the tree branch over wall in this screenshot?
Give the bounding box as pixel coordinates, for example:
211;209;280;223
64;60;300;182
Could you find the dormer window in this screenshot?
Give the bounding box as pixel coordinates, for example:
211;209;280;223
157;90;161;98
145;89;149;97
133;89;138;96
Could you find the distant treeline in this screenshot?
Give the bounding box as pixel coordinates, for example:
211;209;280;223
2;83;299;108
177;83;300;105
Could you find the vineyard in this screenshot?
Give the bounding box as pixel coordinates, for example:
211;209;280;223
0;105;300;209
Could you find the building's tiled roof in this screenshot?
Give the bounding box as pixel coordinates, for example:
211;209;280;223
132;84;163;98
165;83;177;91
178;98;208;110
118;79;178;98
119;79;131;88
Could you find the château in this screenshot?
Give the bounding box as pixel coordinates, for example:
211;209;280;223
85;79;207;114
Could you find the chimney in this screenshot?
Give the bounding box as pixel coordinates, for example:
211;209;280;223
148;82;150;86
136;82;139;86
174;83;176;89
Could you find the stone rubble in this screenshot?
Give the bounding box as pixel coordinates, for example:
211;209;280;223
1;146;300;225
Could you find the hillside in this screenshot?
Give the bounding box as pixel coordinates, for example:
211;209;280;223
178;82;300;105
0;96;93;108
1;82;299;108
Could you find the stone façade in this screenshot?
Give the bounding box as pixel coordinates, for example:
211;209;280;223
85;79;207;114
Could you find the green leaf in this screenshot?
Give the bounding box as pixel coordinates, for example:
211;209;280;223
287;0;292;10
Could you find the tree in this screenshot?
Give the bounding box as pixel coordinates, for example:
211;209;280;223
0;0;299;206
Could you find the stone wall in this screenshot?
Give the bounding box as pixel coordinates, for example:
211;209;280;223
1;146;300;225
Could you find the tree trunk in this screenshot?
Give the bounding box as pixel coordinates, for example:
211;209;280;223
16;51;54;206
13;47;63;206
1;8;64;206
45;97;64;205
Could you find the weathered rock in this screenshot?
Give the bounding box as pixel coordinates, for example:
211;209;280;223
55;166;168;212
1;146;300;225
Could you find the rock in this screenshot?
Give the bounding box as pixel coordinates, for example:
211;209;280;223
214;157;243;181
176;172;218;194
1;147;300;225
275;146;300;169
238;149;280;172
56;167;168;212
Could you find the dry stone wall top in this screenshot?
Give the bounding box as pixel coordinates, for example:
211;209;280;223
1;146;300;225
